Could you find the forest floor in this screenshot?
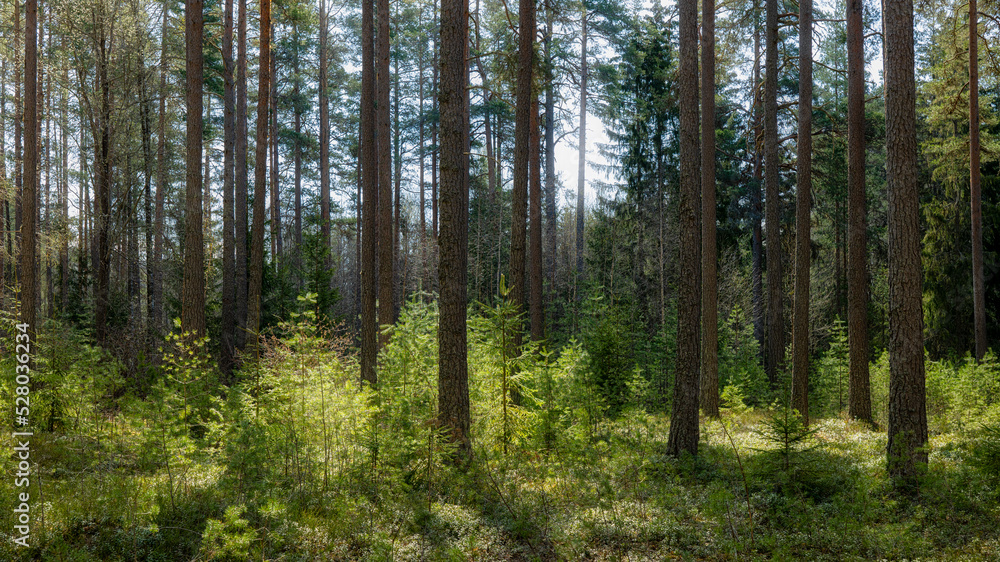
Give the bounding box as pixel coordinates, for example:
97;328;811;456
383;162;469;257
3;409;999;561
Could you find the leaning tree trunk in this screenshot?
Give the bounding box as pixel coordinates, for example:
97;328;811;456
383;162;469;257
884;0;927;491
667;0;701;458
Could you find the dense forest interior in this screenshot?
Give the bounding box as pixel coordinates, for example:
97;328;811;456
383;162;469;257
2;0;1000;558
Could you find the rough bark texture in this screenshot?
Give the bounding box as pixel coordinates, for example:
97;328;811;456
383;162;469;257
970;0;986;362
182;0;206;339
791;0;812;425
751;0;764;359
21;0;38;348
221;0;237;376
847;0;872;423
667;0;701;458
269;47;280;261
511;0;534;332
360;0;379;386
764;0;784;383
235;0;248;350
884;0;927;490
530;97;544;342
438;0;471;459
700;0;719;418
247;0;271;359
95;25;111;345
378;0;394;339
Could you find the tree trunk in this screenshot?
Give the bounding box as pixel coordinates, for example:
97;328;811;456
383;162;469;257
360;0;379;385
530;97;544;341
764;0;784;383
378;0;394;338
847;0;872;422
182;0;206;340
293;21;303;279
152;0;168;336
576;10;587;290
320;0;331;273
884;0;927;490
970;0;986;361
701;0;719;417
544;4;557;309
792;0;812;425
667;0;701;458
95;26;112;345
751;0;764;359
139;33;153;332
247;0;271;358
438;0;472;460
511;0;535;345
221;0;237;376
13;0;21;293
269;42;280;262
235;0;249;350
21;0;38;351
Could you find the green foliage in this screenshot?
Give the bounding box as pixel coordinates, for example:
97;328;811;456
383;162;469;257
814;316;849;416
580;295;636;416
199;505;258;561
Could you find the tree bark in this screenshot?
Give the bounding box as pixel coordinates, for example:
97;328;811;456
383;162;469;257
21;0;38;351
701;0;719;418
269;42;280;261
221;0;237;375
884;0;927;490
247;0;271;358
438;0;472;460
544;1;556;297
764;0;784;383
378;0;394;337
667;0;701;458
530;97;544;341
792;0;813;424
182;0;206;339
152;0;168;336
970;0;986;362
235;0;248;350
511;0;535;346
847;0;871;422
360;0;379;385
320;0;331;272
751;0;764;359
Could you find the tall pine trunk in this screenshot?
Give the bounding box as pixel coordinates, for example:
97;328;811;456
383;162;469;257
970;0;986;361
377;0;394;336
884;0;927;491
221;0;237;375
792;0;813;424
235;0;249;350
847;0;871;422
438;0;472;460
247;0;271;358
529;97;544;341
701;0;719;417
576;10;587;293
182;0;206;339
667;0;701;458
21;0;38;352
764;0;784;383
360;0;379;385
